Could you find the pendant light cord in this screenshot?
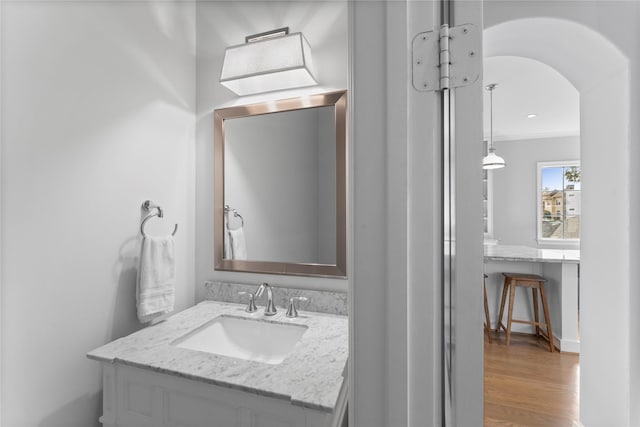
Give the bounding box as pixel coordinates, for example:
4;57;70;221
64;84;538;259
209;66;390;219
483;83;505;169
486;83;496;151
490;85;493;150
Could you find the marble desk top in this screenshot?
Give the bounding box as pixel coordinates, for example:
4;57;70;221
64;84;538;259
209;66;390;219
87;301;348;413
484;244;580;264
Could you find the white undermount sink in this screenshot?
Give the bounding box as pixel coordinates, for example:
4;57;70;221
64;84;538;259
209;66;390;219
171;315;308;365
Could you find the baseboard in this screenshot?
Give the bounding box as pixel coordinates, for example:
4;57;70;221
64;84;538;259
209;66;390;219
489;324;581;353
488;329;563;352
557;335;580;354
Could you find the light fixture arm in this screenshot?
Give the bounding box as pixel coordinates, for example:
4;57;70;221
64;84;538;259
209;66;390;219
245;27;289;43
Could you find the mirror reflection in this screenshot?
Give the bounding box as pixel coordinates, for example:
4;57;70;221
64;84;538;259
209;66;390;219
223;106;336;264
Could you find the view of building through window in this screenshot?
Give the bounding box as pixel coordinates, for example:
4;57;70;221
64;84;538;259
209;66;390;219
540;164;581;240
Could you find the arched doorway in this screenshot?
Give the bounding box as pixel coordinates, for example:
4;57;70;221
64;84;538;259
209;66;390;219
483;16;629;425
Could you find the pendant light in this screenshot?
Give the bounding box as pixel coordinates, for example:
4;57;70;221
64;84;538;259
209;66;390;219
483;83;506;170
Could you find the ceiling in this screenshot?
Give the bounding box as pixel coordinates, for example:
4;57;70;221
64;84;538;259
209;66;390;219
483;56;579;142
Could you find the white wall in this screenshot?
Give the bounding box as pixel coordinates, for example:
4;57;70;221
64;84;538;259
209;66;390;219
195;1;348;299
0;3;4;424
630;8;640;425
1;2;196;426
491;136;580;248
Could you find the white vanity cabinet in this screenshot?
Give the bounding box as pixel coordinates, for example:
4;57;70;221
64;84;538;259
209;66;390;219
88;302;347;427
99;363;331;427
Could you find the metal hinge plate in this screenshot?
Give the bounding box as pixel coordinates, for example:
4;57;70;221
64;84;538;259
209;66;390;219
412;23;481;92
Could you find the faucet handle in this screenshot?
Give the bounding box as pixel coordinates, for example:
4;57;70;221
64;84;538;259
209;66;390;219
286;297;309;318
238;291;257;313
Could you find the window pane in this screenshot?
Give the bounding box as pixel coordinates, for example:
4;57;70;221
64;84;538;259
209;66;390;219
540;164;580;240
563;166;581;239
542;166;564;191
541;167;564;238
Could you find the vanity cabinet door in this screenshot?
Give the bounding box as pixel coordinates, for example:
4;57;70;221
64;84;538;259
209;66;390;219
99;363;332;427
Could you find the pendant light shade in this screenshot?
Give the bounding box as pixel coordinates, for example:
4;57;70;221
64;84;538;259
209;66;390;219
483;147;506;169
220;29;317;96
483;83;506;170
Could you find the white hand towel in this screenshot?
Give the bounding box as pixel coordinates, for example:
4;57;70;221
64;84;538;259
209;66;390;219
137;235;175;323
224;230;232;259
223;218;232;259
229;227;247;260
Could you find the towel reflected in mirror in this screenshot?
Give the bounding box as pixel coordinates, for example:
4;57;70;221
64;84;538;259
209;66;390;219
227;227;247;260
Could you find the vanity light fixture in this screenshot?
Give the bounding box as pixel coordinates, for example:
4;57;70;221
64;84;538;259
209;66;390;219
220;27;318;96
483;83;506;170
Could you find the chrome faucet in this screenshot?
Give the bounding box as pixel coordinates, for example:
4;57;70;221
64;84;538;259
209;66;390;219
255;283;277;316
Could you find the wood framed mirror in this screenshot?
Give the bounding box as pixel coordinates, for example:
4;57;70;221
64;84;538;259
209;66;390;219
214;90;347;278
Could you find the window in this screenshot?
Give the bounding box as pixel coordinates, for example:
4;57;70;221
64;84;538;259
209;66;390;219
538;161;581;241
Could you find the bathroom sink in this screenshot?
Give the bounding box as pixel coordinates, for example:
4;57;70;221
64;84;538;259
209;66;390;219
171;315;308;365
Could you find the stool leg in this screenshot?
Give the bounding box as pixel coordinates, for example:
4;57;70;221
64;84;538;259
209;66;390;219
497;276;510;332
532;287;540;338
505;280;516;347
539;283;555;352
484;280;492;343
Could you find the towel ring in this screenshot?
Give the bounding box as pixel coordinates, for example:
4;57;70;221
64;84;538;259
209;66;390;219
224;204;244;230
140;200;178;238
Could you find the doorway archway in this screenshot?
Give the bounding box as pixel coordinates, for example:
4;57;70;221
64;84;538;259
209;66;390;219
484;16;629;425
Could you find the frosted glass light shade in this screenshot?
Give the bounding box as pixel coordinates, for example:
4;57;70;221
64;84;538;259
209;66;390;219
482;149;506;170
220;32;317;96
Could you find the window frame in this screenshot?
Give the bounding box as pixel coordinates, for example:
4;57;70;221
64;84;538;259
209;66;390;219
537;160;581;244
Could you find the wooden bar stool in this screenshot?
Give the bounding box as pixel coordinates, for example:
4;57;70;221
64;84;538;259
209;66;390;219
497;272;555;352
483;274;493;343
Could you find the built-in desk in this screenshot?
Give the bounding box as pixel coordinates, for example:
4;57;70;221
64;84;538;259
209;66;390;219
484;244;580;353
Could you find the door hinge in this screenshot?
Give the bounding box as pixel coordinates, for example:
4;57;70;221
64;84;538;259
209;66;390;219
412;24;481;92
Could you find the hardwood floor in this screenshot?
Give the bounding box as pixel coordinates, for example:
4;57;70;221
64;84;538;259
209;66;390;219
484;332;580;427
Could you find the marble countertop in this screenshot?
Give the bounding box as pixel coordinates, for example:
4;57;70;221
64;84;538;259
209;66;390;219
484;244;580;263
87;301;348;413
